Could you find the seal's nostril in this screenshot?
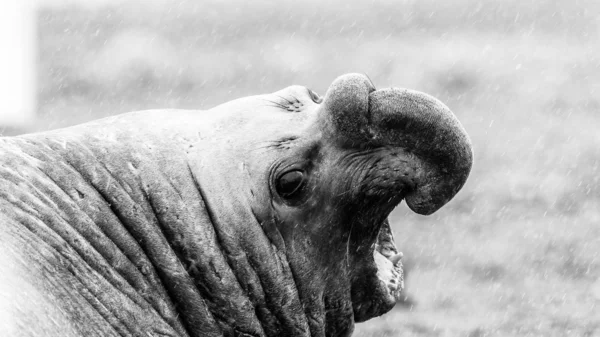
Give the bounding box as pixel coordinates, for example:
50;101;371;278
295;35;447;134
307;88;322;104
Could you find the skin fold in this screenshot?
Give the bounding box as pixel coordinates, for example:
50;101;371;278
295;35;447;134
0;74;473;337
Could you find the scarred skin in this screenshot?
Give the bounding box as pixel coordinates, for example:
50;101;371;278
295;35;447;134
0;74;473;337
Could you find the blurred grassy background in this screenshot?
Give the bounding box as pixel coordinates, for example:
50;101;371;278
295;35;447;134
13;0;600;335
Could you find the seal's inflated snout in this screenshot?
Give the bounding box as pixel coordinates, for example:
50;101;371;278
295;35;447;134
368;89;473;214
321;73;473;215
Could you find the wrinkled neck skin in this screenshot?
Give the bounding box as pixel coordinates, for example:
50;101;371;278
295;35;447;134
0;74;472;337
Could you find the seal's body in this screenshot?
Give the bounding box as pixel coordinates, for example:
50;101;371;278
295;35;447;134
0;74;472;337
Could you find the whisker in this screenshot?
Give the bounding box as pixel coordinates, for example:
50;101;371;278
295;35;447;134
363;72;376;88
259;99;288;110
274;94;295;105
337;189;352;197
289;94;301;104
262;104;285;109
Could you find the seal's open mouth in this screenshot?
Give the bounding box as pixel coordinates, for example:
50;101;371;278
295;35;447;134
351;218;405;322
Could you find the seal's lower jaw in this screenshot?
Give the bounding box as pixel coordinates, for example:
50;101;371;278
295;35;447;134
353;250;404;322
351;230;405;322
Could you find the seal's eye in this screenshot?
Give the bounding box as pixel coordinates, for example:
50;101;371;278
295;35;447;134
276;170;307;199
307;88;322;104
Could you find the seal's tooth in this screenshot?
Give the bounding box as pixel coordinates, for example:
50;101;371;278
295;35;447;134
389;252;403;265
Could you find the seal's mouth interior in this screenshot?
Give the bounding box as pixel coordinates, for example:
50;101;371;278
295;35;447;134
345;158;409;318
374;232;404;300
373;221;405;298
349;215;405;322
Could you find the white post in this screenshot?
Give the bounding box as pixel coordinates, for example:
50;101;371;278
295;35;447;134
0;0;36;129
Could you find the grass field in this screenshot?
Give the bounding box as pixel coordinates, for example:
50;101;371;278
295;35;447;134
17;0;600;335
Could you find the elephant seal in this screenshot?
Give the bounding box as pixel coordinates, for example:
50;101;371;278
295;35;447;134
0;74;472;337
